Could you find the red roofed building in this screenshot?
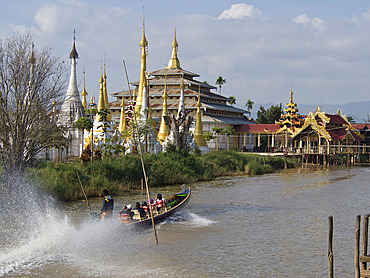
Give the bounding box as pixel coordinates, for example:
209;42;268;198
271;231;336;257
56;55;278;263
291;107;364;155
232;91;367;154
234;89;305;152
351;123;370;145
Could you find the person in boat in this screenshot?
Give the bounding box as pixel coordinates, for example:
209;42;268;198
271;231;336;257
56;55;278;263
141;201;148;213
119;204;134;220
101;189;114;220
135;202;146;219
148;198;154;212
154;193;166;212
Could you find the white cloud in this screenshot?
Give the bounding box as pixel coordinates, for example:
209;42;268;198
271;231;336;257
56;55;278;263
218;3;261;20
311;17;327;31
3;1;370;112
360;8;370;21
293;13;310;24
351;8;370;26
293;13;327;31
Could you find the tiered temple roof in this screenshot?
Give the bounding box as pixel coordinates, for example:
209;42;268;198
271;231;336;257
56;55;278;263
109;29;251;129
292;107;364;143
276;88;304;134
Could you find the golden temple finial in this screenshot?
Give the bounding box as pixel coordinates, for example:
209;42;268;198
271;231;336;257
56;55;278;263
81;65;88;111
289;87;293;103
103;63;111;120
157;74;169;144
193;86;207;147
135;16;148;114
166;27;181;69
97;69;105;112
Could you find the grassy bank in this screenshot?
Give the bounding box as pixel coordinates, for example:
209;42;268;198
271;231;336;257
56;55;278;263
26;151;297;201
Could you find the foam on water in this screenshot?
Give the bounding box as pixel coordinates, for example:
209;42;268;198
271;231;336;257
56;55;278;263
166;211;215;228
0;206;141;277
0;175;209;277
0;175;136;277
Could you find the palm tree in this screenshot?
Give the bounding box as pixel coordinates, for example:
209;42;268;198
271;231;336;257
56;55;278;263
228;96;236;106
246;99;254;114
215;76;226;95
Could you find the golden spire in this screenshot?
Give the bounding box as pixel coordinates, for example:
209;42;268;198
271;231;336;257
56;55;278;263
193;86;206;147
81;66;88;111
167;27;181;69
103;64;111;120
135;17;148;113
97;69;105;113
119;89;126;133
289;87;293;103
157;74;169;144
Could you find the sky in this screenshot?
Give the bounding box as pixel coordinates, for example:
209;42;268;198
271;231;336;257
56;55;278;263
1;0;370;110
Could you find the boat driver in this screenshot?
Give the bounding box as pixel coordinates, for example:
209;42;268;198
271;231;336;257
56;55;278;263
101;189;114;220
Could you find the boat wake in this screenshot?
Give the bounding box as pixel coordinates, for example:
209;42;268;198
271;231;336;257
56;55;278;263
0;176;137;277
164;211;215;228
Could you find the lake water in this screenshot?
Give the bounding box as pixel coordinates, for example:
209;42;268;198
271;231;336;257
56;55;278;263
1;166;369;277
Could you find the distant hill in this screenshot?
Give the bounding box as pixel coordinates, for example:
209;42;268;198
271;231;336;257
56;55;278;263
239;100;370;123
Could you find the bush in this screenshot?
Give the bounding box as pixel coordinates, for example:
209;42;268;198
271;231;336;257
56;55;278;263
26;150;293;201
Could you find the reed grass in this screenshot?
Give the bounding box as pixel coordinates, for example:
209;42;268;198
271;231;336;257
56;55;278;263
26;151;297;201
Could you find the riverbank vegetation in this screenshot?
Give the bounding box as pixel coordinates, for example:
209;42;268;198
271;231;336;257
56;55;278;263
26;150;297;201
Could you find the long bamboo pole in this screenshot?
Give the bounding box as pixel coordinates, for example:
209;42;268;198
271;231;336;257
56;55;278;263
123;59;158;245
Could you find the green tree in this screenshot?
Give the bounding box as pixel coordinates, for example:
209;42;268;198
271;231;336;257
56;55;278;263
256;104;283;124
96;108;110;133
0;33;66;172
228;96;236;106
246;99;254;114
215;76;226;95
346;116;355;123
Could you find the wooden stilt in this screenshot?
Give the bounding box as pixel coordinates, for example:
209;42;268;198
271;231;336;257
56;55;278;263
355;215;361;278
328;216;334;278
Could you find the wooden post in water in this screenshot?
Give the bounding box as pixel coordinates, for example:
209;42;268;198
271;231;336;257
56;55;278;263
328;216;334;278
355;214;361;278
361;215;369;272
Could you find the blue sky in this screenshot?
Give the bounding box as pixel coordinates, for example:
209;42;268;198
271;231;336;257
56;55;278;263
1;0;370;111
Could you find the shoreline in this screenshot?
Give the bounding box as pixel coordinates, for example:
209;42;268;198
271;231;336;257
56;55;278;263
26;150;299;202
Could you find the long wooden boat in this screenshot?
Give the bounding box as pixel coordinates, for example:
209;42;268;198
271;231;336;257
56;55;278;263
123;186;191;227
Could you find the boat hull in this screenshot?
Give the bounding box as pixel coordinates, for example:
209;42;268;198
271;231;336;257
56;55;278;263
130;187;191;228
